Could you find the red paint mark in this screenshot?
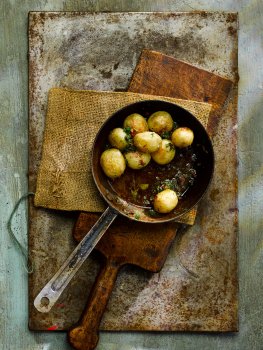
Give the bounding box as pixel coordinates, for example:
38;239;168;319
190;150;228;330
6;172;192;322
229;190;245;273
47;325;58;331
56;303;66;309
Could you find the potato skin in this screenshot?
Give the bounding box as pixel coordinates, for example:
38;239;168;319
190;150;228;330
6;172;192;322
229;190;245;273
100;149;126;178
147;111;173;134
171;127;194;148
151;139;175;165
154;189;178;213
108;128;128;150
133;131;162;153
124;151;151;169
123;113;148;135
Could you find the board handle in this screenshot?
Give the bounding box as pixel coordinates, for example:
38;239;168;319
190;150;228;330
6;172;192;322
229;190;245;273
68;259;120;350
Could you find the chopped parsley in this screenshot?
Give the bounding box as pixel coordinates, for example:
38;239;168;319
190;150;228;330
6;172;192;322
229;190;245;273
165;142;175;151
123;127;136;152
134;213;140;220
161;130;172;139
147;209;160;218
124;126;131;135
173;121;179;130
160;121;179;139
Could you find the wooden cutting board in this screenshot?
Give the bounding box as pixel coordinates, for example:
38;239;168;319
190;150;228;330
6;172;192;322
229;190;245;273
69;215;180;349
129;49;234;135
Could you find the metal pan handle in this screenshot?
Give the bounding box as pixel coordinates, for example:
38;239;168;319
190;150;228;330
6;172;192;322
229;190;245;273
33;207;117;313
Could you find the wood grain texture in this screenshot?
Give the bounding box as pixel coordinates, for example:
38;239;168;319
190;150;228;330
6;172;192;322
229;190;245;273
129;50;234;106
129;49;234;137
1;1;263;350
69;214;179;349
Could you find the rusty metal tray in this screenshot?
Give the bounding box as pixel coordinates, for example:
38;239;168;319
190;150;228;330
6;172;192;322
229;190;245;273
28;11;238;331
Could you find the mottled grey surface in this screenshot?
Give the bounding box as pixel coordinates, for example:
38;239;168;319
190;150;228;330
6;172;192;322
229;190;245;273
1;1;263;350
28;11;237;333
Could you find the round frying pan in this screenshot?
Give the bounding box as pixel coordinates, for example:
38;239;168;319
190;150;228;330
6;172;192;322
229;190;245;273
34;100;214;313
93;99;214;222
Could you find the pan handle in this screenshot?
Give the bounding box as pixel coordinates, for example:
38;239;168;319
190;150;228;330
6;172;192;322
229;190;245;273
33;207;117;313
68;259;120;350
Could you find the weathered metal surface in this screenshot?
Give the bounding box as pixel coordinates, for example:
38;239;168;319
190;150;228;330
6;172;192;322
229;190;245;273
69;50;233;342
28;11;238;332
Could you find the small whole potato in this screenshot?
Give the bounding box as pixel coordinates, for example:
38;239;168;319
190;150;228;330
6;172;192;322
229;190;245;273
151;139;176;165
147;111;173;134
171;127;194;148
108;128;128;150
154;189;178;214
134;131;162;153
123;113;148;135
124;151;151;170
100;148;126;179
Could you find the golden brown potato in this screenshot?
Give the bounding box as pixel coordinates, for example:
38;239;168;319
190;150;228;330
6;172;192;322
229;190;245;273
147;111;173;134
154;189;178;213
124;151;151;169
151;139;175;165
123;113;148;135
108;128;128;150
171;127;194;148
100;149;126;178
133;131;162;153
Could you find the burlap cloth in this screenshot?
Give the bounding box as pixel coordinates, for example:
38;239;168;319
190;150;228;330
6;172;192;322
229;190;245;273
34;88;212;221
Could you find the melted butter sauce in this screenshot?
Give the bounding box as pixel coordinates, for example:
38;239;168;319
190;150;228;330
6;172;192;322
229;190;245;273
109;146;198;208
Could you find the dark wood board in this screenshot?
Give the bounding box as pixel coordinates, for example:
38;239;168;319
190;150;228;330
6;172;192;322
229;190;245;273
129;49;234;136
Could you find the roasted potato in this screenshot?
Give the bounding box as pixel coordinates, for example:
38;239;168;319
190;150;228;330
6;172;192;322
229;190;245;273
100;148;126;178
154;189;178;213
133;131;162;153
147;111;173;134
151;139;175;165
124;151;151;169
123;113;148;135
171;127;194;148
108;128;128;150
